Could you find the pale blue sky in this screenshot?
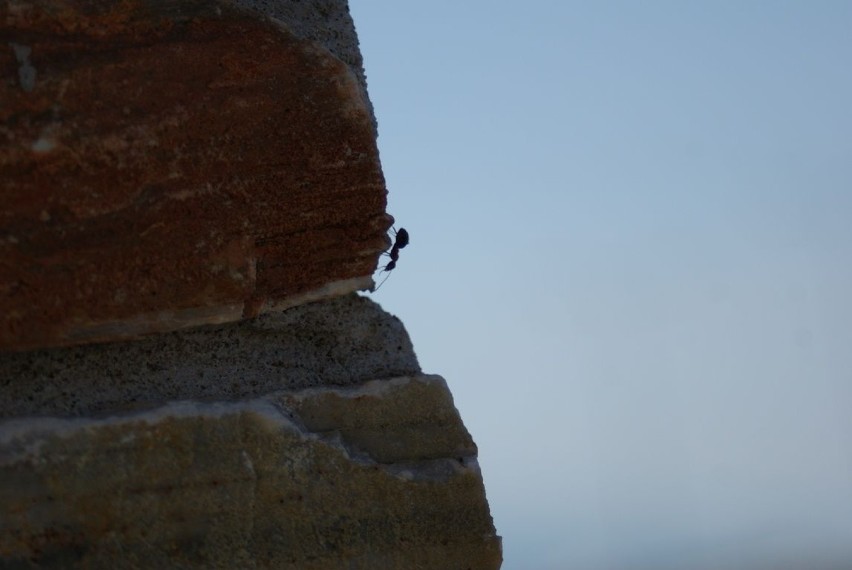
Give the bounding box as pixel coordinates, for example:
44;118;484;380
350;2;852;569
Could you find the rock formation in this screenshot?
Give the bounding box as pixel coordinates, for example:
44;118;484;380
0;1;501;567
0;0;386;350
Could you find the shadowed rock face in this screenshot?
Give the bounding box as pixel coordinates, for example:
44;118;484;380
0;294;420;419
0;1;502;567
0;0;389;351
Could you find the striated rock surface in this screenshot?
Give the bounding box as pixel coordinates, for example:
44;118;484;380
0;0;389;351
0;377;500;569
1;294;502;569
0;0;501;567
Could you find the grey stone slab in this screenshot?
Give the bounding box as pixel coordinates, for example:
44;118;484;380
0;295;419;419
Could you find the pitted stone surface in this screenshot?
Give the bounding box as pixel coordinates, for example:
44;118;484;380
234;0;377;131
0;294;419;419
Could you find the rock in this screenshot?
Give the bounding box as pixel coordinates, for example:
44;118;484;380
0;0;389;351
0;376;502;569
0;294;421;419
0;294;502;568
0;1;502;567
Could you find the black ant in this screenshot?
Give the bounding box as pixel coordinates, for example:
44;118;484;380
373;227;409;291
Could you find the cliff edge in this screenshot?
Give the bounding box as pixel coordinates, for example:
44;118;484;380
0;1;501;568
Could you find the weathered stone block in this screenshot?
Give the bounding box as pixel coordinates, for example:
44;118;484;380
0;294;502;568
0;294;421;419
1;1;502;567
0;0;389;351
0;377;502;569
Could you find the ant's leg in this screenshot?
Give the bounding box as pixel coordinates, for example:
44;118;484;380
373;271;392;291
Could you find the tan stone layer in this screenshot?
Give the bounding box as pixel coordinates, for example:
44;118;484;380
0;375;502;569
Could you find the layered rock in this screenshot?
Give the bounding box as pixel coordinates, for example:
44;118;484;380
0;0;501;567
1;297;501;568
2;382;499;569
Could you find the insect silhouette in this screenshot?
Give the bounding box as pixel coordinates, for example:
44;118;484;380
373;227;409;291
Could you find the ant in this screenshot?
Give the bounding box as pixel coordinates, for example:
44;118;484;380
373;227;409;291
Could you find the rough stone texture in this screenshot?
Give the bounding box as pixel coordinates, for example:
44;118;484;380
233;0;377;132
1;1;502;567
0;376;502;569
0;0;389;351
0;294;420;419
0;295;502;568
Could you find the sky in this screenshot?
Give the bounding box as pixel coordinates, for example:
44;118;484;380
348;2;852;569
